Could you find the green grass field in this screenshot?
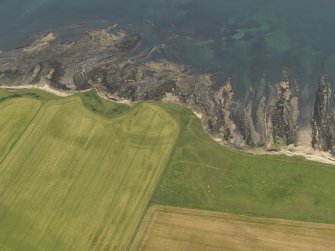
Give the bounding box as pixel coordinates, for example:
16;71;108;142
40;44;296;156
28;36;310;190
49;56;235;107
0;90;178;250
154;103;335;224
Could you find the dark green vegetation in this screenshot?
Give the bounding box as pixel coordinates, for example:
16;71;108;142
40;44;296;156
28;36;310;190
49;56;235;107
0;89;57;102
78;91;130;118
154;102;335;224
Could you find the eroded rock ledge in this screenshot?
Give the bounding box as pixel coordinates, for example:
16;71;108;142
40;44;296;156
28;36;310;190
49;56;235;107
1;29;335;156
312;73;335;153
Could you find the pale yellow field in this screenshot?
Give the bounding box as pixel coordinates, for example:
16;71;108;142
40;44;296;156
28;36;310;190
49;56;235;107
131;206;335;251
0;97;178;250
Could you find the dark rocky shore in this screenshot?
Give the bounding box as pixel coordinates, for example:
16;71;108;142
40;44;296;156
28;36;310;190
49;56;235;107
1;29;335;154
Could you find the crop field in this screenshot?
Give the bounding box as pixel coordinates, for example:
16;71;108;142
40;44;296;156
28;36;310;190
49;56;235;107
131;206;335;251
1;89;335;250
0;94;178;250
0;98;41;162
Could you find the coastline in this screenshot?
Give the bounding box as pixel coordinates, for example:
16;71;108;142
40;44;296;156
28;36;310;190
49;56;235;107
212;134;335;166
2;84;334;166
247;146;335;166
248;128;335;166
0;84;133;105
0;84;72;97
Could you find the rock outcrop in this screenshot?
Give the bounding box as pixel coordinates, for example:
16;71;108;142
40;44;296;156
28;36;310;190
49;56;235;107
270;76;299;147
312;72;335;152
1;29;335;155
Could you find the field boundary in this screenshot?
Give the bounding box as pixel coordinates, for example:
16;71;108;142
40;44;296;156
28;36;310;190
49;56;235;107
125;110;181;251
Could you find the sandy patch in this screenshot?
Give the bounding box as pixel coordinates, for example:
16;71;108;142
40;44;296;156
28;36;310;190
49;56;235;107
0;84;72;97
246;128;335;166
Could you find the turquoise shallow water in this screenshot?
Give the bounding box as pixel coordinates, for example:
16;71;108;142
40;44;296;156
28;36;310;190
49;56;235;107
1;0;335;92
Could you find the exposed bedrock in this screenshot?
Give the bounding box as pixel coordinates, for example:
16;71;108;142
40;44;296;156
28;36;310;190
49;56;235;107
1;29;335;154
238;70;300;148
312;72;335;153
268;73;300;147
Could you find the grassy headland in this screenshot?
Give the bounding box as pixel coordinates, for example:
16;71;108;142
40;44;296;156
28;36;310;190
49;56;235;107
154;102;335;224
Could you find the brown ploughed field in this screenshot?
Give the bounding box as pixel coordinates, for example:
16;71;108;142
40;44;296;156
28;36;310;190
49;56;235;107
131;206;335;251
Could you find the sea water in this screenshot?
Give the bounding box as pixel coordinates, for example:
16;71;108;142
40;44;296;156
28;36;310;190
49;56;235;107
1;0;335;93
